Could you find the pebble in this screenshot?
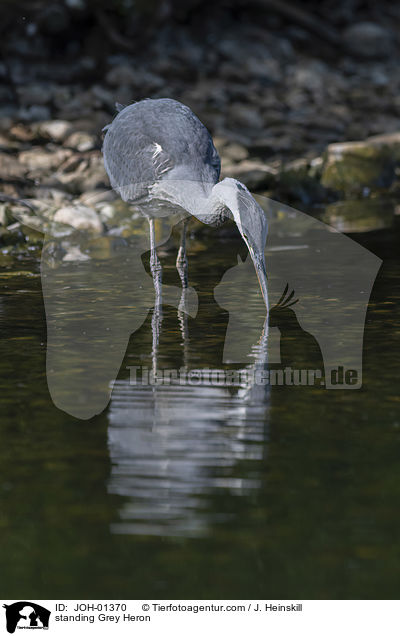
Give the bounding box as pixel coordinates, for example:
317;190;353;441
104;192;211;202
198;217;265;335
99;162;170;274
228;104;264;131
79;190;116;206
64;131;97;152
105;65;137;86
0;152;27;179
62;245;91;261
221;142;249;163
18;147;71;171
222;160;277;190
18;105;52;122
17;83;53;106
54;205;103;234
35;120;73;143
343;22;394;59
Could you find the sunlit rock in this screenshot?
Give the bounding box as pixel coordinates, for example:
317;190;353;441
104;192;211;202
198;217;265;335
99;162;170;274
321;139;396;195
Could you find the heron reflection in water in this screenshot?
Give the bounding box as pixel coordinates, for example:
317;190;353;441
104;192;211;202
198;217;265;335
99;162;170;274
102;99;272;537
108;242;270;539
102;98;269;321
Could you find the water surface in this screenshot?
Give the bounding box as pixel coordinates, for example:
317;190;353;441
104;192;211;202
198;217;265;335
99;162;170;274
0;213;399;599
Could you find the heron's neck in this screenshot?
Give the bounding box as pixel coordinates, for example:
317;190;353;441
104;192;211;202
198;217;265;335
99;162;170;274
151;180;225;222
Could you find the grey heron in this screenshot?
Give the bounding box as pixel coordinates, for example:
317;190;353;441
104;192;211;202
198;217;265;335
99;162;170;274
102;98;269;315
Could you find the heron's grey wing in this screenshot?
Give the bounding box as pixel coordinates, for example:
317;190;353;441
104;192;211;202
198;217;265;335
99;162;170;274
103;119;174;202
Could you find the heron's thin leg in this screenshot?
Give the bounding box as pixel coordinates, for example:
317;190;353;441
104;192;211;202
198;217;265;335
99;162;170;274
149;218;162;379
149;217;162;306
176;219;189;311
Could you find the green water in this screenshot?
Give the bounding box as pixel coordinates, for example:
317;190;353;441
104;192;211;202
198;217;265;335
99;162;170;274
0;221;399;600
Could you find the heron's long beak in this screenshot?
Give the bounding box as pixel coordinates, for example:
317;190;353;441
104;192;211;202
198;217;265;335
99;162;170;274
228;199;269;313
249;247;269;313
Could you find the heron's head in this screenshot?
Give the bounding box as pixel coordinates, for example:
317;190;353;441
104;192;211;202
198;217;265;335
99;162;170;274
214;178;269;311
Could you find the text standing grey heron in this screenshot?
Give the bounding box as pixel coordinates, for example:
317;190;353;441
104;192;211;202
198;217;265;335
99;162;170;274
102;98;269;328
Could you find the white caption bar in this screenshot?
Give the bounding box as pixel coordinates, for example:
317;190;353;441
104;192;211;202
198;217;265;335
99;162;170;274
1;600;399;635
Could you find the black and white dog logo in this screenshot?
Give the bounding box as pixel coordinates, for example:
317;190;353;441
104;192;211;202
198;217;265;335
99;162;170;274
2;602;50;633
